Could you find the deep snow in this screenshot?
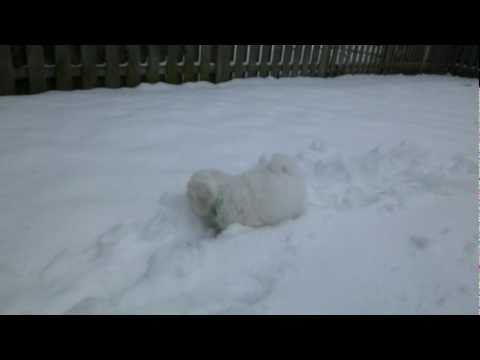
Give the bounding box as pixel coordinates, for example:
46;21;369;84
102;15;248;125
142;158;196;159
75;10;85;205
0;75;477;314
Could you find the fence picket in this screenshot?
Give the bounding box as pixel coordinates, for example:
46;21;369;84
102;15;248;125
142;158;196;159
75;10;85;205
54;45;72;90
336;45;347;75
259;45;272;78
271;45;283;78
318;45;331;77
366;45;378;73
349;45;358;74
233;45;247;79
281;45;293;77
105;45;121;88
326;45;338;76
81;45;97;89
300;45;312;76
166;45;180;84
291;45;303;77
467;45;478;77
126;45;141;87
247;45;260;78
0;46;15;95
215;45;230;83
146;45;160;84
199;45;212;82
309;45;321;76
183;45;196;82
26;45;47;94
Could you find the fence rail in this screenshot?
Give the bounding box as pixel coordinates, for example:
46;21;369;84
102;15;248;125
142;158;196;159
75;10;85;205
0;45;478;95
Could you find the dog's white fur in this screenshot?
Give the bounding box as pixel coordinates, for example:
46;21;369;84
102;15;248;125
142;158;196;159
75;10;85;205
187;154;306;231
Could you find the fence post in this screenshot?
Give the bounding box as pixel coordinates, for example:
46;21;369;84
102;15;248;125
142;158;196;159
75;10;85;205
27;45;47;94
215;45;230;83
0;45;15;95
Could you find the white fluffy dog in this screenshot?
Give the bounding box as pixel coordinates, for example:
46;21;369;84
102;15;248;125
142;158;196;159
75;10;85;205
187;154;306;232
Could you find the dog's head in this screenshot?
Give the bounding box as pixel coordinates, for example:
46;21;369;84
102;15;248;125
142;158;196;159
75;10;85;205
187;169;226;218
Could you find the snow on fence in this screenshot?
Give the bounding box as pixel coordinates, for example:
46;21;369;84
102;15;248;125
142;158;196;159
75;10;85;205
0;45;478;95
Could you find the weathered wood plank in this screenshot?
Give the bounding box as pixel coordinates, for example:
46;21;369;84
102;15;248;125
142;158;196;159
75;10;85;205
404;45;415;73
215;45;230;83
309;45;321;76
373;45;382;74
386;45;398;74
81;45;97;89
166;45;180;84
247;45;260;78
368;45;378;73
414;45;425;73
336;45;348;75
233;45;247;79
281;45;293;77
459;45;472;76
0;45;15;95
126;45;141;87
105;45;121;88
259;45;272;78
376;45;387;73
403;45;412;73
300;45;312;76
318;45;331;77
183;45;196;82
26;45;47;93
199;45;212;82
270;45;283;78
146;45;160;84
347;45;358;74
420;45;431;73
467;45;478;76
344;45;354;73
351;45;362;74
342;45;353;74
393;45;404;73
360;45;370;73
366;45;377;73
291;45;303;77
54;45;72;90
328;45;340;76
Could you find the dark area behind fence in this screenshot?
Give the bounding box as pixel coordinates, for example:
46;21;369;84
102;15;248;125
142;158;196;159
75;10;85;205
0;45;478;95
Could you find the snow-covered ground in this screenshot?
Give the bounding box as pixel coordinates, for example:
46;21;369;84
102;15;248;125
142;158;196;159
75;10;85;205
0;75;477;315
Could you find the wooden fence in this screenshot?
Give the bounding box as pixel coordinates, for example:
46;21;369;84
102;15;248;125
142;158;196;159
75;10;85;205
0;45;478;96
